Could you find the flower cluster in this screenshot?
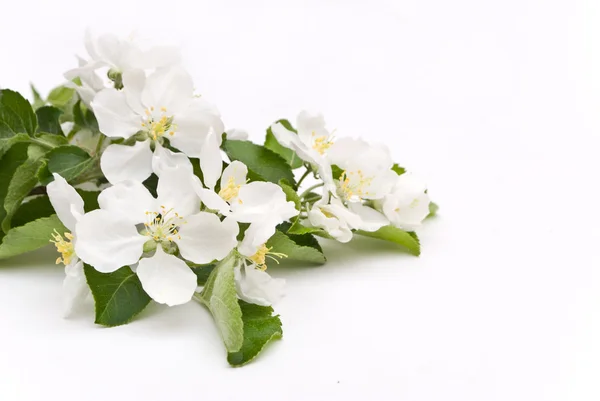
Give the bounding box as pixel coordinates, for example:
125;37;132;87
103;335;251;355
0;30;436;366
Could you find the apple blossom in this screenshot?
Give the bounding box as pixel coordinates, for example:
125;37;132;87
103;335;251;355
375;173;431;231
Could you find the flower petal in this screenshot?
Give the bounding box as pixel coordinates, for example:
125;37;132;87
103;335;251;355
199;130;222;190
91;88;140;139
47;174;85;232
176;213;238;264
220;161;247;190
136;247;197;306
75;210;146;273
234;264;285;307
152;143;193;177
347;202;389;232
156;166;200;217
170;98;224;158
98;179;156;224
296;110;328;145
63;261;89;317
238;220;277;257
100;141;153;184
195;187;230;215
122;69;146;115
141;66;193;114
230;182;297;223
225;129;249;141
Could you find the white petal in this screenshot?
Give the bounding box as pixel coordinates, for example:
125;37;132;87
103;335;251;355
199;130;222;190
225;129;249;141
84;28;100;60
271;122;306;152
47;174;85;232
91;88;140;139
141;66;193;114
176;213;238;264
75;210;146;273
195;187;230;215
62;261;89;317
296;110;328;146
152;143;193;177
98;179;156;224
100;141;153;184
238;220;277;257
234;264;285;307
347;202;389;232
220;161;247;190
122;69;146;114
170;98;224;158
136;247;197;306
230;182;297;223
156;166;200;217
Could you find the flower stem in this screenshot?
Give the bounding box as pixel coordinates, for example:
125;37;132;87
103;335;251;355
299;183;324;199
28;137;57;150
296;168;312;188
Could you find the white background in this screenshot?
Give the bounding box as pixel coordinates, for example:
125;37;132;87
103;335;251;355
1;0;599;400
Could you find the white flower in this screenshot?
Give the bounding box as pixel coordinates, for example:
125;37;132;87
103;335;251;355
270;111;336;190
225;129;249;141
64;30;181;106
47;173;89;316
234;261;285;307
375;173;431;231
327;137;397;202
307;196;361;243
75;167;239;306
92;67;223;183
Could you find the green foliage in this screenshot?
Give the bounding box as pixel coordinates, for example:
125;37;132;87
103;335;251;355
356;225;421;256
2;158;45;232
46;145;94;181
267;229;326;265
227;301;283;366
0;142;31;225
278;179;301;210
47;85;76;109
427;202;439;218
0;89;37;138
84;265;152;327
264;119;303;169
198;253;244;353
392;164;406;175
10;196;55;228
73;100;98;132
222;139;295;186
36;106;64;135
0;215;65;260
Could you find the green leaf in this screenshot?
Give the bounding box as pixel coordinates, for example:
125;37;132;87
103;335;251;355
427;201;439;218
187;262;216;286
34;133;69;147
264;120;303;169
267;230;326;265
36;106;64;135
222;140;295;186
227;301;283;366
0;142;30;224
47;86;76;108
73;100;98;131
392;164;406;175
0;89;37;137
287;219;331;238
84;265;152;327
10;195;55;228
2;158;45;232
356;225;421;256
30;84;45;110
278;179;301;210
0;215;65;260
77;189;100;212
198;253;244;352
0;133;30;159
331;164;344;180
47;145;94;181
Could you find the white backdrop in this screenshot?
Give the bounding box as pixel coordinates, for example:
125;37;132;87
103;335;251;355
1;1;599;400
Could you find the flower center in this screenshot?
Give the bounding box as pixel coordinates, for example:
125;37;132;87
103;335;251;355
248;244;287;271
218;176;241;203
339;170;373;201
50;230;75;265
311;131;334;155
141;106;176;141
143;206;186;243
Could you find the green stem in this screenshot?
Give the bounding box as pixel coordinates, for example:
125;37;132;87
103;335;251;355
299;183;324;199
296;168;312;188
93;134;106;156
29;138;57;150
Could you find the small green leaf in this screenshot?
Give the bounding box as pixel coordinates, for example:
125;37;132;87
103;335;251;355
47;86;76;108
2;158;45;232
0;142;30;224
427;201;439;218
227;301;283;366
264;120;303;169
356;225;421;256
84;265;152;327
77;189;100;212
331;165;344;180
287;219;331;238
36;106;64;135
392;164;406;175
0;133;30;159
0;215;65;260
267;230;326;265
73;100;98;131
0;89;37;137
198;253;244;353
278;179;301;210
47;145;94;181
222;140;295;186
187;262;216;286
30;84;45;110
10;195;55;228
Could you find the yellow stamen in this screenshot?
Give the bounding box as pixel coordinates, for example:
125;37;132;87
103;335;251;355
249;244;287;271
50;230;75;266
311;131;334;155
218;176;241;202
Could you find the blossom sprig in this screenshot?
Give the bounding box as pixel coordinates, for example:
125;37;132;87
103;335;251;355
0;30;437;366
